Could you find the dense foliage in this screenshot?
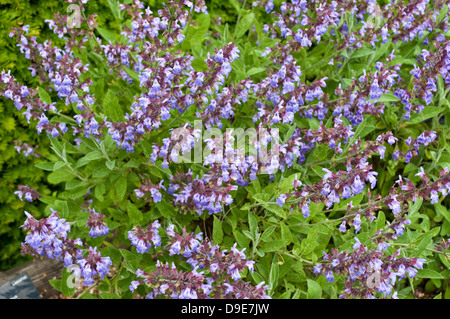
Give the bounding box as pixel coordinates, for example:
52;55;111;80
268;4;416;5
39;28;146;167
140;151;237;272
0;0;66;270
1;0;450;299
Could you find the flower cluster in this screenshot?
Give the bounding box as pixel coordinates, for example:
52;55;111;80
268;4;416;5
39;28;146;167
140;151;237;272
74;246;112;287
334;0;448;58
86;208;109;238
332;55;400;126
278;157;378;217
104;1;244;153
120;0;207;46
7;21;109;143
14;185;41;202
128;220;162;253
20;210;83;266
101;42;134;83
313;237;426;299
134;179;166;203
167;169;237;215
130;225;269;299
13;141;37;158
11;26;92;106
105;39;241;153
392;130;437;163
45;6;97;49
338;165;450;238
20;210;112;286
0;70;59;136
409;40;450;106
256;0;345;59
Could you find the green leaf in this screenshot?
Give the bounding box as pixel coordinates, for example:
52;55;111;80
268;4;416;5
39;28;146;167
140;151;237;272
376;211;386;229
307;279;322;299
260;240;285;253
49;268;75;297
408;198;423;217
235;12;255;39
435;203;450;223
280;221;292;245
66;179;88;190
416;269;445;280
252;193;269;204
182;13;210;52
107;0;122;20
251;271;264;285
103;89;123;122
48;170;76;184
263;204;286;219
247;67;266;77
115;176;127;202
95;183;106;201
122;65;139;82
213;215;224;245
35;162;57;171
233;229;251;248
38;87;52;104
79;137;98;151
103;245;122;265
250;178;261;194
49;136;63;155
96;27;117;43
389;57;417;66
229;0;241;13
260;225;276;242
106;160;116;170
301;226;319;256
353;115;377;140
248;212;258;238
76;150;104;168
414;233;433;256
127;201;143;225
99;293;120;299
54;161;67;171
156;199;176;218
351;47;374;59
278;173;298;194
378;93;400;102
268;262;279;292
405;106;444;125
120;249;139;272
53;199;69;219
242;230;254;241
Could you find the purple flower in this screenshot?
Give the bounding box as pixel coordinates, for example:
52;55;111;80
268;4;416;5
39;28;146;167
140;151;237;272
301;203;310;218
76;247;112;286
339;221;347;233
276;194;287;207
387;195;401;215
179;287;198;299
325;270;334;283
430;190;439;204
86;208;110;238
351;175;365;195
313;264;323;274
128;221;161;253
353;214;361;233
21;210;83;267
